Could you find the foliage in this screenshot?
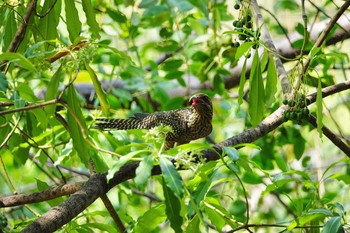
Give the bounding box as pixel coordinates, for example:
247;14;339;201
0;0;350;232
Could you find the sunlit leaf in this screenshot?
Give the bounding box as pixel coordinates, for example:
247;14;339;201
135;154;154;187
184;215;200;233
238;59;247;109
159;155;184;198
322;216;341;233
265;54;277;105
85;63;110;115
316;78;323;138
134;204;167;232
64;0;82;42
66;86;89;165
0;52;36;72
82;0;100;39
249;51;265;126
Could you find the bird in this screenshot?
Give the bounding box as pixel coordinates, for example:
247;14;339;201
95;93;213;150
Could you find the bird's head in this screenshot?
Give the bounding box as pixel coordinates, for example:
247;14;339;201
189;93;213;112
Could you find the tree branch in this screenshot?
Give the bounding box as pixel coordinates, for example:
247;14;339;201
22;174;107;233
0;183;82;207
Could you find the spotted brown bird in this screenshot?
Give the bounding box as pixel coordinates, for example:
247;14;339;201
95;93;213;150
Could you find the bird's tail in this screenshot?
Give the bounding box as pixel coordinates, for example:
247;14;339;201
95;118;144;130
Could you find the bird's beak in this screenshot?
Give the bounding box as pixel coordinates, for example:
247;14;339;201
190;95;203;106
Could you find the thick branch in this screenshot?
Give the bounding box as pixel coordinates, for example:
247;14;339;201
22;174;107;233
0;183;82;207
308;115;350;157
251;0;291;94
6;0;37;53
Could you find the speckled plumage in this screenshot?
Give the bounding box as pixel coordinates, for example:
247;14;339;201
95;93;213;150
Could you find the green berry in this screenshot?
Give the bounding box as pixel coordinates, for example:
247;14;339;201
297;112;303;120
245;14;252;22
233;41;240;47
288;99;295;107
238;34;246;40
290;111;297;119
234;3;240;10
283;99;288;105
246;21;253;28
302;108;309;115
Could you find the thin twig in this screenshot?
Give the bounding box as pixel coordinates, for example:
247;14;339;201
100;194;126;233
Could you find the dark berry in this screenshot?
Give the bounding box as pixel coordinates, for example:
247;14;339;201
245;14;252;22
306;98;312;105
288;99;295;107
234;3;240;10
246;21;253;28
238;34;246;40
283;99;288;105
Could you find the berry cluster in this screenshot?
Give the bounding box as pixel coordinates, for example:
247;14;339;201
282;97;311;123
231;1;260;51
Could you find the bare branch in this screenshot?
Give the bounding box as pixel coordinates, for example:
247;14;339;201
0;183;82;208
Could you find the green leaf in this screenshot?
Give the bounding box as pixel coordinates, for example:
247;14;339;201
293;135;306;160
0;72;8;92
242;171;263;184
316;78;323;138
249;51;265;126
81;223;119;233
204;198;238;229
0;52;36;72
134;204;167;233
85;63;110;115
322;216;341;233
135;155;154;187
15;83;39;102
235;41;253;60
66;86;89;165
265;54;277;105
159;155;184;198
106;8;127;23
288;209;332;231
45;66;62;116
162;178;183;233
237;59;247;110
274;0;299;11
274;154;288;172
81;0;100;39
223;146;239;162
184;215;200;233
107;150;149;181
64;0;82;42
162;59;183;71
38;0;61;40
188;18;204;35
331;174;350;184
138;0;159;8
203;199;226;231
3;10;17;51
